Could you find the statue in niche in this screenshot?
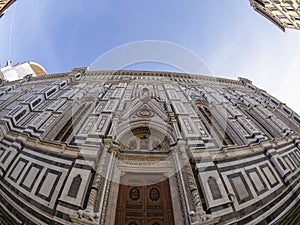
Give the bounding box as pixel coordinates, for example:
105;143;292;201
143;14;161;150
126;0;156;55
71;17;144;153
129;140;137;150
152;140;161;150
140;139;149;150
141;86;151;101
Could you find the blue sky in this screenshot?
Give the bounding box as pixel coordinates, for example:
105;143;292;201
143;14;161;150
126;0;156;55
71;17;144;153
0;0;300;113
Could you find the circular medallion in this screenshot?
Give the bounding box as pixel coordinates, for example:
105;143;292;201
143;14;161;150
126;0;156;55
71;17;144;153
149;188;160;201
137;109;154;118
129;188;140;201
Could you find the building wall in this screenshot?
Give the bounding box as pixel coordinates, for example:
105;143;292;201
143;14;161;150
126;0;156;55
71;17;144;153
250;0;300;31
0;0;16;18
0;69;299;224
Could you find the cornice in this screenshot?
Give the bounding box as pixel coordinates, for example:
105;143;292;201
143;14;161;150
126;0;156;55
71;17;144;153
85;69;246;86
193;132;300;161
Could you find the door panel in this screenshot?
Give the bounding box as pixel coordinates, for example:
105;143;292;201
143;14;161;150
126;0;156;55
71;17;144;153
115;174;175;225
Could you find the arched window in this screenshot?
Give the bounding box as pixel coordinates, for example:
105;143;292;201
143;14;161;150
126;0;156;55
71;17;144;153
68;175;82;198
208;177;222;200
277;158;286;170
55;103;92;142
198;106;234;146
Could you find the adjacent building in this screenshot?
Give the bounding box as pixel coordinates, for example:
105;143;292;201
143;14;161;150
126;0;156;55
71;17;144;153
0;68;299;224
250;0;300;31
0;0;16;19
0;61;47;82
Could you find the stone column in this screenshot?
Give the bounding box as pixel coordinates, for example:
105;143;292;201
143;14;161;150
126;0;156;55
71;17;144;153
174;141;218;225
86;146;110;212
72;143;117;225
99;147;117;225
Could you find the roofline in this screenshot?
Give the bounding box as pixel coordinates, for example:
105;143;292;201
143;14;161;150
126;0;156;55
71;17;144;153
0;0;16;16
85;69;250;86
254;6;286;32
250;0;286;32
28;61;48;74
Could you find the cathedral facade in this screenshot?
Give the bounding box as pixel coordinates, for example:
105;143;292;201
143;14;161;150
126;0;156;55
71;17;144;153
0;68;299;225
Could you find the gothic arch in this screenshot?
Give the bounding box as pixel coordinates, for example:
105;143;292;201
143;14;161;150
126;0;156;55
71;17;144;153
196;104;235;146
114;120;176;152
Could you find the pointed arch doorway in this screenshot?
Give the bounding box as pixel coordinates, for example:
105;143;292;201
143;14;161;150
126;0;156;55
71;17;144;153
115;173;175;225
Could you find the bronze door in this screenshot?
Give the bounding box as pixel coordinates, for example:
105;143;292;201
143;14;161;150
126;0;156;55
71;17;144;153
115;174;175;225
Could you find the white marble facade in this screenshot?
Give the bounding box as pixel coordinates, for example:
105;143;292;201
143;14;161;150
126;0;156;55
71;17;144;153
0;69;299;224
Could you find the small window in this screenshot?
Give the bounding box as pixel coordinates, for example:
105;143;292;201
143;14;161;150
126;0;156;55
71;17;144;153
254;0;265;7
294;116;300;125
269;7;277;11
32;98;41;108
75;73;81;79
270;98;279;106
60;82;67;88
15;110;26;122
293;16;300;21
283;107;291;116
285;6;294;11
261;92;268;98
208;177;222;200
46;88;56;97
68;175;82;198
